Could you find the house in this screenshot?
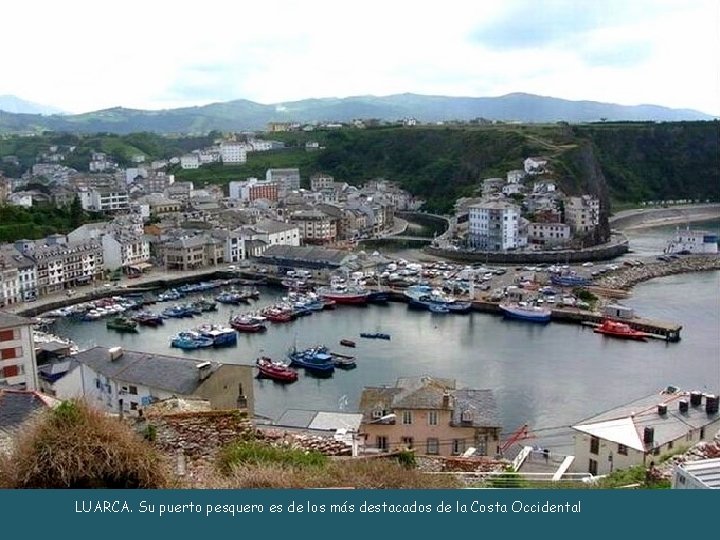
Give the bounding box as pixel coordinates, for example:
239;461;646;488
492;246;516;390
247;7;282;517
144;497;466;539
137;194;182;217
0;245;37;303
358;376;501;457
180;154;200;169
527;222;571;246
252;220;301;249
571;388;720;476
565;195;600;234
0;312;39;391
24;236;104;295
79;186;129;212
524;157;548;175
310;173;334;192
229;179;278;202
162;235;223;271
672;458;720;489
44;346;254;417
288;209;337;245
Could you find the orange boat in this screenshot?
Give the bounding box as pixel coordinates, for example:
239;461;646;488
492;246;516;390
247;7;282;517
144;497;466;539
593;319;649;341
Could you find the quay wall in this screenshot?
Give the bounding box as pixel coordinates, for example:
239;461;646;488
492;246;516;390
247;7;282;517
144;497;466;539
424;237;629;264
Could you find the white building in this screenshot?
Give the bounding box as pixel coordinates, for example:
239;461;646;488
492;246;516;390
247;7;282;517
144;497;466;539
229;178;278;202
180;154;200;170
527;222;571;246
266;168;301;194
0;312;38;391
220;142;248;164
507;170;525;184
79;187;130;212
665;228;719;255
502;183;522;196
0;246;37;303
571;388;720;477
46;346;254;417
524;157;548;175
672;458;720;489
467;202;521;251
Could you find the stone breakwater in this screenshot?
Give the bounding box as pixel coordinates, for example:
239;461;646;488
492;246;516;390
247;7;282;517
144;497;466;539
595;255;720;290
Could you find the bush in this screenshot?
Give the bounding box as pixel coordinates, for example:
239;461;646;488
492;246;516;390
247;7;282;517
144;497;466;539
217;440;327;474
0;400;169;488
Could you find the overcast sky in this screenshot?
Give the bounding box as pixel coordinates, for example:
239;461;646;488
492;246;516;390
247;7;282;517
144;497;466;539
3;0;719;115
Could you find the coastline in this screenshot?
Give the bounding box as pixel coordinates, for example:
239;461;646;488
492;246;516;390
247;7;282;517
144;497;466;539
610;203;720;231
594;255;720;290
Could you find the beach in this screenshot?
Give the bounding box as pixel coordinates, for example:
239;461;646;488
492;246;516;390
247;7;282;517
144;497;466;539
610;203;720;231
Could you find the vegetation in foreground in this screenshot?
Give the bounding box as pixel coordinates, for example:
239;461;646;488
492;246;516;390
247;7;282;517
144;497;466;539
0;400;170;488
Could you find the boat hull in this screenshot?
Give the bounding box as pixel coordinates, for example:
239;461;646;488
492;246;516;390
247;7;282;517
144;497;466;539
499;304;551;323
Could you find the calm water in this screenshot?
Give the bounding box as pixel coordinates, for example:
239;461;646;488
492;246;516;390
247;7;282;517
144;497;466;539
52;225;720;451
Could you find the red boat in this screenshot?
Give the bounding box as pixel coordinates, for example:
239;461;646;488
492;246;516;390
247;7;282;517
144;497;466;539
263;310;295;323
317;285;370;305
256;357;298;382
593;319;649;341
229;315;267;333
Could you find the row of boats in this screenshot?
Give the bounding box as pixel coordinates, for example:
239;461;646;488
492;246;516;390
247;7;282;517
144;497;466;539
256;345;359;382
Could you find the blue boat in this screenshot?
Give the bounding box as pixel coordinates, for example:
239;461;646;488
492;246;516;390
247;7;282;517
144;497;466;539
287;347;335;375
429;303;450;314
360;332;391;340
550;273;590;287
162;306;193;318
196;324;237;347
367;291;391;304
499;302;551;323
171;332;215;349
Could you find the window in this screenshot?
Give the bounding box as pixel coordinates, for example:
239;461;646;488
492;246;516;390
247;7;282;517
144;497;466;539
372;409;383;419
427;438;439;455
402;411;413;425
589;458;598;475
700;427;705;439
0;329;18;342
617;444;628;456
667;441;673;450
452;439;465;455
590;436;599;455
400;437;414;449
2;364;19;378
130;402;138;411
1;347;21;360
427;411;438;426
376;436;388;451
129;385;138;395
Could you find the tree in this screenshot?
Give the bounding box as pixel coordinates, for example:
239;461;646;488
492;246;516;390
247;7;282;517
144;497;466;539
69;195;83;228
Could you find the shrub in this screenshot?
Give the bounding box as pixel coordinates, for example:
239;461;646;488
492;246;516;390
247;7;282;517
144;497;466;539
1;400;169;488
217;440;327;474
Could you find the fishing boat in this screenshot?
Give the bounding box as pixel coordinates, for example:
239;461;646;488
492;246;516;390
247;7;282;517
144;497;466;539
131;312;164;327
360;332;391;340
317;280;370;305
287;347;335;375
106;317;138;333
229;315;267;333
196;324;238;347
329;351;357;369
171;332;214;349
593;319;649;341
499;302;551;323
256;357;298;382
340;339;356;348
429;303;450;314
192;299;217;312
161;305;192;318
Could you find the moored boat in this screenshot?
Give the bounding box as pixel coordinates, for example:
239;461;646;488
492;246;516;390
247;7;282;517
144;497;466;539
287;347;335;375
131;312;164;327
593;319;649;341
317;281;370;305
340;339;356;348
256;357;298;382
106;316;138;333
196;324;238;346
360;332;391;340
171;332;214;349
499;302;551;323
229;315;267;333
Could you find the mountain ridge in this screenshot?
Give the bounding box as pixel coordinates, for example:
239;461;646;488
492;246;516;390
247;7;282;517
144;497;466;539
0;92;714;134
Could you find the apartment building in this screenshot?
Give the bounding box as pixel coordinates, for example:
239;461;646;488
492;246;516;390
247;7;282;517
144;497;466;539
0;312;38;391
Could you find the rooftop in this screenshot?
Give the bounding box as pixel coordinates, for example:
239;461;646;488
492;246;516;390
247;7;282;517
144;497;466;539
0;311;35;330
0;389;58;431
256;244;349;266
572;388;719;452
676;458;720;488
71;347;221;395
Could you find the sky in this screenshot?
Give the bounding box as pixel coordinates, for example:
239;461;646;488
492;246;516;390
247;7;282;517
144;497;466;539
3;0;719;115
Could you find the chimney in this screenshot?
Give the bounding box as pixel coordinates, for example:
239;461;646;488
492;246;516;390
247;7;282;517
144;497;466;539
657;403;667;416
706;395;719;415
679;399;689;413
196;362;212;381
690;391;703;407
108;347;124;361
643;426;654;444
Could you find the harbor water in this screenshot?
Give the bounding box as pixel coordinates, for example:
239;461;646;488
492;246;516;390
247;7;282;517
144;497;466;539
51;223;720;451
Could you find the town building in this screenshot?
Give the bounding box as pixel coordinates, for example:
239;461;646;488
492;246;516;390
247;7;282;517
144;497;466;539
524;157;548;175
565;195;600;234
79;187;130;212
24;236;104;295
0;245;38;304
310;173;334;192
220;142;248;164
42;346;254;417
571;388;720;476
266;168;301;194
137;194;182;217
358;376;501;457
253;244;352;278
288;209;337;245
164;181;194;202
0;312;39;391
672;458;720;489
527;222;571;247
180;154;200;169
467;201;521;251
229;178;279;202
162;235;223;271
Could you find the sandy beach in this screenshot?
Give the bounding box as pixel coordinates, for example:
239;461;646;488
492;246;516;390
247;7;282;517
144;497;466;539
610;204;720;231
